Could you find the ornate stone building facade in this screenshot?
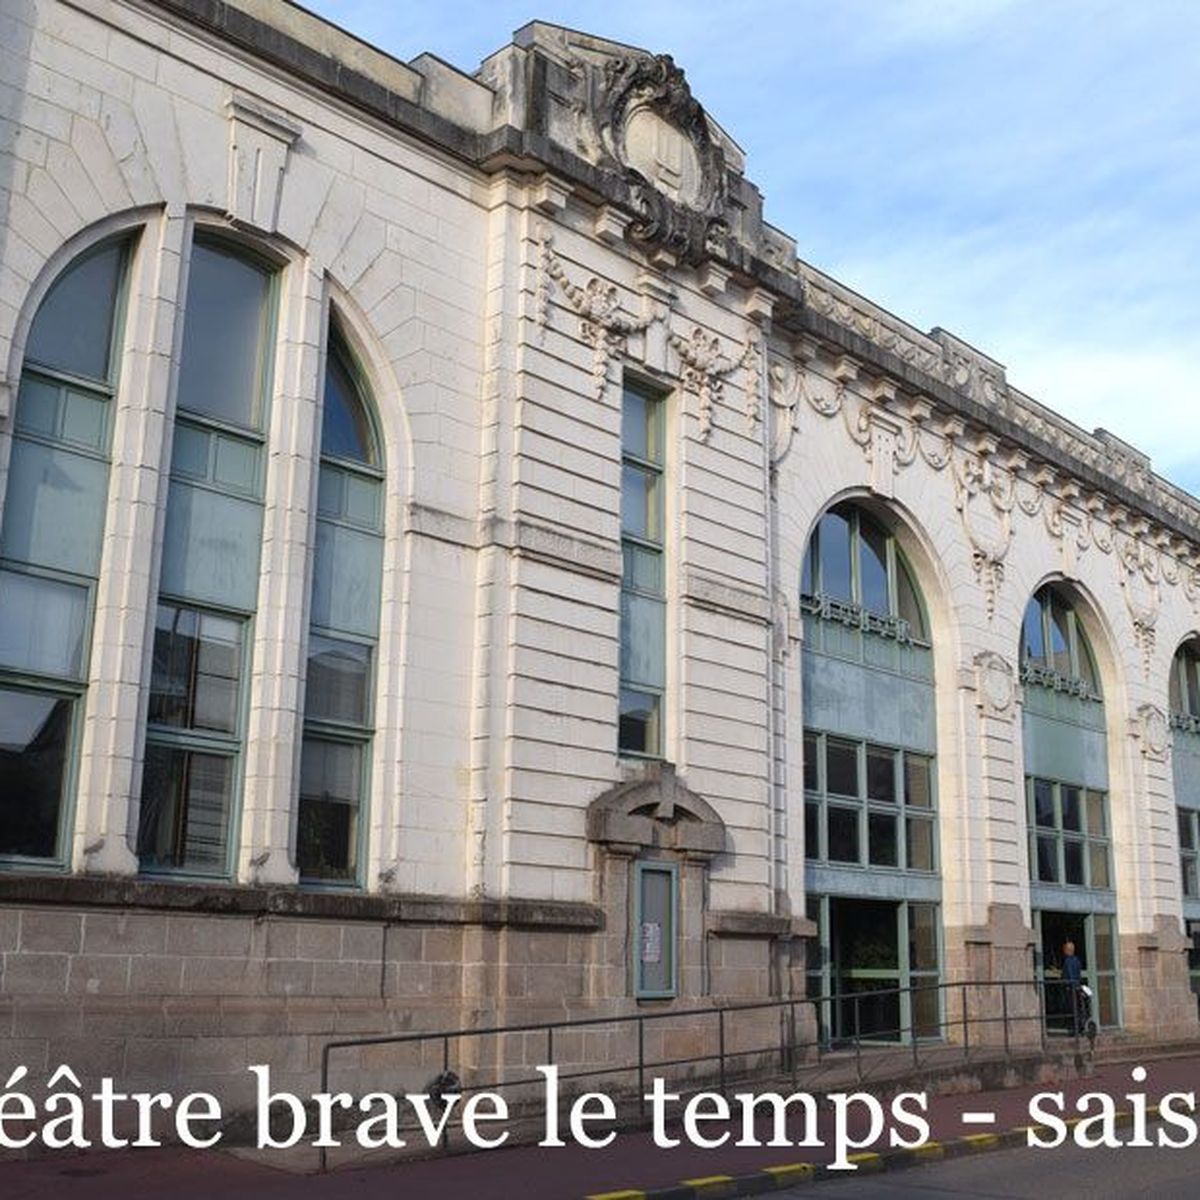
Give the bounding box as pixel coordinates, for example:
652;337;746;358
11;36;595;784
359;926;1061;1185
1;0;1199;1112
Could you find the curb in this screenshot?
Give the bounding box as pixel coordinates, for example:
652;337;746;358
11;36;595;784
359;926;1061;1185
583;1106;1161;1200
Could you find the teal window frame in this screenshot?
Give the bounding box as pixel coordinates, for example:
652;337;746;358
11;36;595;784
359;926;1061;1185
801;504;929;642
619;378;667;759
1026;776;1111;891
1020;586;1101;698
1180;808;1199;898
803;732;938;875
298;326;383;888
138;233;277;879
633;860;678;999
1171;642;1200;729
0;237;132;869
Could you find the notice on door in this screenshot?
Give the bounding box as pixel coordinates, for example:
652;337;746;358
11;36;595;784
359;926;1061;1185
640;921;662;964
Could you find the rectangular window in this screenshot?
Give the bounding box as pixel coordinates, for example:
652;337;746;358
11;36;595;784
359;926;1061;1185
1026;777;1111;891
1181;809;1199;899
803;731;937;874
0;686;72;858
635;862;677;998
619;380;665;757
138;602;246;876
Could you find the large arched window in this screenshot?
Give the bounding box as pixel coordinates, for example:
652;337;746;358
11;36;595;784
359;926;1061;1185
1019;584;1116;1030
800;502;939;1044
1170;640;1200;1010
0;239;130;863
136;239;276;877
297;325;383;884
801;502;927;640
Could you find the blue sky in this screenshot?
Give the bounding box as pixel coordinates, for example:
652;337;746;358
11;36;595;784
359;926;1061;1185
306;0;1200;497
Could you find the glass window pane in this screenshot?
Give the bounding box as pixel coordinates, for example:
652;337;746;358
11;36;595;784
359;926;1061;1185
818;510;852;601
0;688;70;858
1076;634;1099;692
895;556;925;638
805;800;820;860
904;755;932;809
826;738;859;798
61;390;108;449
623;543;663;595
1171;658;1184;715
912;981;940;1039
621;464;661;542
171;422;210;480
137;744;233;873
859;518;889;616
1022;598;1045;664
148;604;242;734
1086;791;1107;837
1180;810;1195;852
1033;779;1055;829
25;242;124;382
1089;843;1110;890
619;688;660;756
827;806;859;863
310;520;383;638
638;867;674;994
1096;975;1117;1027
321;351;375;465
908;903;939;971
866;746;896;803
803;733;818;792
1049;596;1071;675
0;439;109;576
907;817;935;871
159;481;264;612
0;570;88;678
1036;834;1058;882
344;474;381;529
305;635;371;726
14;376;60;438
1183;856;1197;898
1063;839;1084;886
317;464;344;518
1061;786;1082;832
176;243;270;430
622;387;660;463
212;433;259;494
620;590;665;691
1093;915;1116;972
869;812;897;866
298;737;362;881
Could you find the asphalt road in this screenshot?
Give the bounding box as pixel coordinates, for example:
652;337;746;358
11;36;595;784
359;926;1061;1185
783;1127;1200;1199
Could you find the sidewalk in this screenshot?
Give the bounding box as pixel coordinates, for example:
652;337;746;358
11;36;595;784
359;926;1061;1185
2;1049;1195;1200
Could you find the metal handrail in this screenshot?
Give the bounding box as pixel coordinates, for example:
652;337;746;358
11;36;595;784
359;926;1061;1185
315;975;1090;1170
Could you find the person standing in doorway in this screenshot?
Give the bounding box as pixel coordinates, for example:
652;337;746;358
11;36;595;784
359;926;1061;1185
1062;940;1083;1033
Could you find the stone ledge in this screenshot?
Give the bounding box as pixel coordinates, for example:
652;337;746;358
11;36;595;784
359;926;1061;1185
0;876;604;931
705;911;814;939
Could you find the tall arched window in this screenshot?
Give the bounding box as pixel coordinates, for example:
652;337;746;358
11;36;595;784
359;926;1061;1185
800;502;939;1044
297;325;383;884
0;239;130;863
1170;639;1200;1011
136;239;276;877
1020;584;1117;1030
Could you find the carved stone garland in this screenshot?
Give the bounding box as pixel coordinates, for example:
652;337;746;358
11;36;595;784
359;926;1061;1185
669;325;760;442
536;227;655;400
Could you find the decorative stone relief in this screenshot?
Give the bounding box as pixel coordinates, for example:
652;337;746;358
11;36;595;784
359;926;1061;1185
974;651;1016;720
596;53;729;264
226;92;301;233
669;324;760;442
536;227;657;399
790;349;1199;626
767;355;803;466
587;763;726;859
1135;703;1171;762
1117;532;1161;679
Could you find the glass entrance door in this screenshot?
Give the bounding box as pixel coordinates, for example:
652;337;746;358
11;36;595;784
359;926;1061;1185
1034;908;1120;1032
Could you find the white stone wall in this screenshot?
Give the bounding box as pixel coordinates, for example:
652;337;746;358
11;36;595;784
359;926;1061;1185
0;0;1198;975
